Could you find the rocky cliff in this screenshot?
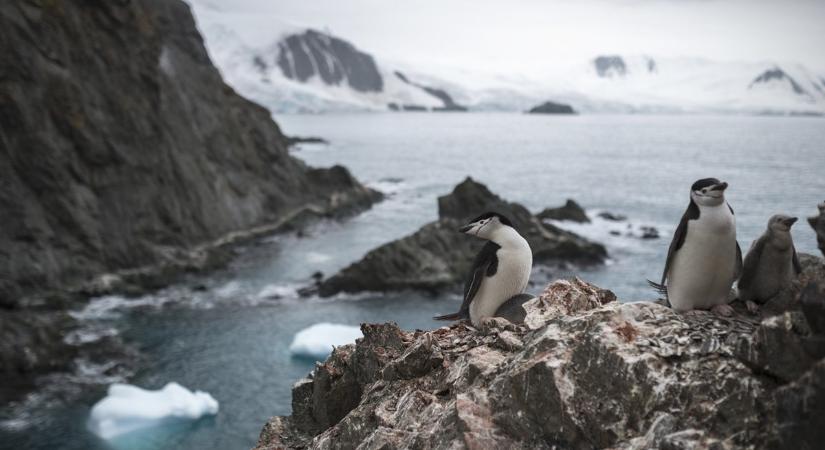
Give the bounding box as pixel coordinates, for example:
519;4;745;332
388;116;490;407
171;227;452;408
317;178;606;297
256;257;825;449
0;0;380;307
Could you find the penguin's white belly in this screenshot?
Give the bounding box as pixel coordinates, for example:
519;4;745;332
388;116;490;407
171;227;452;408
668;208;737;311
469;247;532;326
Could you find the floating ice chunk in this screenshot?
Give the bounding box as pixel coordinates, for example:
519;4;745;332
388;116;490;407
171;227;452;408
289;323;362;359
88;382;219;440
257;284;299;300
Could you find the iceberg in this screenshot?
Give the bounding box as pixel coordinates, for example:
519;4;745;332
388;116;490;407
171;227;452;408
88;382;219;440
289;323;362;359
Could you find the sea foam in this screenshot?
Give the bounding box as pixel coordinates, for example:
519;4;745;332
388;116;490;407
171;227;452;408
88;382;219;440
289;323;362;359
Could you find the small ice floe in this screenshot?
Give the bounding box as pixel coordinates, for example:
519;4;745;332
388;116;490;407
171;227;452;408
88;382;218;440
289;323;362;360
69;295;174;321
63;326;119;345
257;283;299;300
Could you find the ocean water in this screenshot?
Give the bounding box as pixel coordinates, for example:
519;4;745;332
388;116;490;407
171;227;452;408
2;113;823;450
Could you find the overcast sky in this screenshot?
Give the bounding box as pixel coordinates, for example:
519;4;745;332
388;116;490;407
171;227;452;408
192;0;825;74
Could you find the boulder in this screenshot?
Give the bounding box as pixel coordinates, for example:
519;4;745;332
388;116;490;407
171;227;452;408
318;178;606;296
257;259;825;449
537;199;590;223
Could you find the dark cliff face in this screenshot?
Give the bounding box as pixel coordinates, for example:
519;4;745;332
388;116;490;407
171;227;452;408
0;1;378;306
276;29;383;92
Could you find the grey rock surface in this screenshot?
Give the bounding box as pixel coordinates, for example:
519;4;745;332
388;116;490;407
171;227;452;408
809;201;825;258
318;178;607;296
256;263;825;449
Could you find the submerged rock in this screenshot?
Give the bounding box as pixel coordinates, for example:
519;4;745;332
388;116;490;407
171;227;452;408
537;199;590;223
318;178;606;296
598;211;628;221
256;260;825;449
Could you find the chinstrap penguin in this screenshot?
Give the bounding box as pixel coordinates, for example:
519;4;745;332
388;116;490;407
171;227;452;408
434;212;533;327
649;178;743;316
738;214;802;313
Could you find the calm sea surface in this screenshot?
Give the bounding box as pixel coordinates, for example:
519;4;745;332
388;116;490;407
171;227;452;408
2;113;823;450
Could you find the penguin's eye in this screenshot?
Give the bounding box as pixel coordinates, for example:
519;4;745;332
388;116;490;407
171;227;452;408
701;189;708;194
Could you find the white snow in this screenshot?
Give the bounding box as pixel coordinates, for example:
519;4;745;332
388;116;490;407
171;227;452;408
289;323;362;359
88;382;219;440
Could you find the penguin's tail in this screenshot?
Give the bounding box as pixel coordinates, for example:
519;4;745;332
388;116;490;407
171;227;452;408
433;311;464;321
646;279;668;296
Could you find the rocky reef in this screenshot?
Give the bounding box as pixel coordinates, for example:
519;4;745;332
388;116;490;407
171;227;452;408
527;101;577;115
256;256;825;450
317;178;607;297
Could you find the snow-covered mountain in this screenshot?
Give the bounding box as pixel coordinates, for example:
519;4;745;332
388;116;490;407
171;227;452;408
190;3;825;115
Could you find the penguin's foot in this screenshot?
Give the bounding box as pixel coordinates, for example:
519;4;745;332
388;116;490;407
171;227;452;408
745;300;760;314
710;304;735;317
477;317;516;335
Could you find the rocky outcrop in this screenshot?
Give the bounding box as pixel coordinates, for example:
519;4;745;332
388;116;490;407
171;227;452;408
594;55;627;78
750;67;809;96
809;201;825;258
317;178;607;297
537;199;589;223
256;257;825;450
0;0;381;307
527;101;576;115
276;29;383;93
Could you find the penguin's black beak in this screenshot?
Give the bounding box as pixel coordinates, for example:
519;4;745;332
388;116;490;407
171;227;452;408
710;182;728;192
458;224;473;233
783;217;798;227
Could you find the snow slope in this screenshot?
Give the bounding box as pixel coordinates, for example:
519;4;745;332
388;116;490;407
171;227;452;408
188;2;825;115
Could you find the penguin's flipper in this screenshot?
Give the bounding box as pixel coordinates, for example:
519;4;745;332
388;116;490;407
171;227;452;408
433;241;500;321
739;235;766;290
734;241;743;280
660;201;697;287
793;246;802;275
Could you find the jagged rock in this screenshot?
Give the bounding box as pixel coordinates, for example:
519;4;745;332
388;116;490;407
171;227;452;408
809;201;825;258
257;273;825;449
537;199;590;223
318;178;606;296
0;1;381;307
527;101;576;114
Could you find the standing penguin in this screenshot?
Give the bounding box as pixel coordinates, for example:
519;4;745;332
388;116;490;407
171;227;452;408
434;212;532;327
738;214;802;312
649;178;743;315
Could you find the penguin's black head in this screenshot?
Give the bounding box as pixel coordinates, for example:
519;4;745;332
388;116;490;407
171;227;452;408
458;212;514;238
690;178;728;207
